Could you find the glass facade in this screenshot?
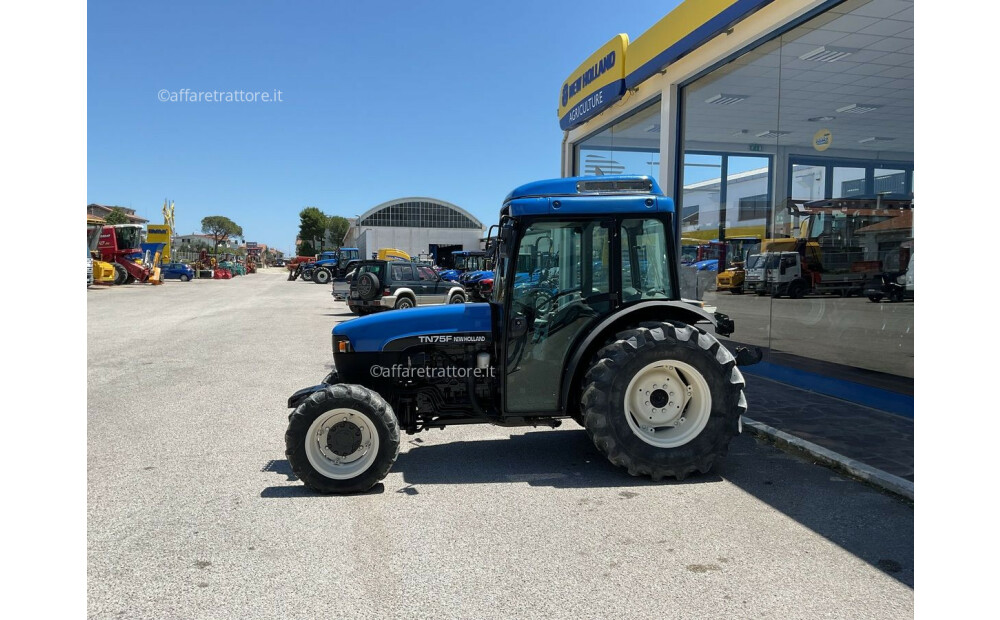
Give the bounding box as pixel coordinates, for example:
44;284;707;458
360;200;482;229
677;0;913;383
573;100;661;178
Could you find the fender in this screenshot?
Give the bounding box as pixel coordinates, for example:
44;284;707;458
287;371;341;409
558;300;733;411
446;286;466;299
392;287;416;301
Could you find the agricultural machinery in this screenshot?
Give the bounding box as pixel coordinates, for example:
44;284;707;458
285;175;761;494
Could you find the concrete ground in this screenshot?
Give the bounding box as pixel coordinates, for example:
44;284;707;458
88;269;913;619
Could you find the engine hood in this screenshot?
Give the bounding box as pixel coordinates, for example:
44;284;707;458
333;303;493;353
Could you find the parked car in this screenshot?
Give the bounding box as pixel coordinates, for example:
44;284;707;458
160;262;195;281
347;260;466;315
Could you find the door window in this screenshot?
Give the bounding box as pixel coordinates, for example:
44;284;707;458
505;220;611;412
621;218;671;302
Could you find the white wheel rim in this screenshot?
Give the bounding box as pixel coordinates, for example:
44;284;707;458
304;408;380;480
623;359;712;448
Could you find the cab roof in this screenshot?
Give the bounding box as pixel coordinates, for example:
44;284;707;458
503;175;673;217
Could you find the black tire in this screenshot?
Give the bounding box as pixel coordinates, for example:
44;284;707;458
313;268;332;285
285;383;400;494
125;273;137;285
730;287;743;295
890;288;905;303
357;272;380;300
113;263;128;286
394;295;415;309
301;270;313;282
448;292;465;304
868;294;883;303
349;305;361;315
580;321;746;481
755;289;767;297
788;280;806;299
180;274;190;282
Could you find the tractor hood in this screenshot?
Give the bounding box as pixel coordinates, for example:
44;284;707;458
333;303;493;353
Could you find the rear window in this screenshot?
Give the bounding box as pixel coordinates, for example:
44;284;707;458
357;263;385;279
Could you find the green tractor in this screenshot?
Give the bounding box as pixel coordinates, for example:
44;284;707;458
285;176;761;493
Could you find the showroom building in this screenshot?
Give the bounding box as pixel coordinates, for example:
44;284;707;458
557;0;913;413
341;197;486;267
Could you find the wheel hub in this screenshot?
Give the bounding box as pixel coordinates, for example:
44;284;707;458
626;365;692;428
326;421;363;456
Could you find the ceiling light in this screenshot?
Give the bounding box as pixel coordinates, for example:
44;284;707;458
645;124;660;133
755;130;792;139
731;129;749;136
705;94;748;105
836;103;882;114
858;136;895;144
799;46;856;62
808;116;836;122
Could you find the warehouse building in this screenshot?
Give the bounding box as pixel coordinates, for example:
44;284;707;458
557;0;913;414
341;197;486;267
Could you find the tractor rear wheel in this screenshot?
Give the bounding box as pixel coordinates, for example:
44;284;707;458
580;321;746;481
285;384;400;494
313;268;332;284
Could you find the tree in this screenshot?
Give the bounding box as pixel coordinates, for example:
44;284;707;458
299;207;327;252
201;216;242;255
298;240;316;257
327;215;350;248
105;208;129;225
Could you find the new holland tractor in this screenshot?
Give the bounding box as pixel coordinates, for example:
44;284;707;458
285;176;760;493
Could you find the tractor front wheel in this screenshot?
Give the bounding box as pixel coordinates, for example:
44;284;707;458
580;321;746;481
113;263;128;286
285;384;400;494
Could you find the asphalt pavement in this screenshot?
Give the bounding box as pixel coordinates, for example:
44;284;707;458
87;269;913;619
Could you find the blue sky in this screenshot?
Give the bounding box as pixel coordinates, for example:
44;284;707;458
88;0;681;255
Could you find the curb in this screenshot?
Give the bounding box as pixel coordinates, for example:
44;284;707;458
742;417;914;501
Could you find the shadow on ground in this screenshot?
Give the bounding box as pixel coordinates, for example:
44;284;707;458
261;428;912;587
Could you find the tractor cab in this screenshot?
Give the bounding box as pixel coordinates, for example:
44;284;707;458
286;175;758;494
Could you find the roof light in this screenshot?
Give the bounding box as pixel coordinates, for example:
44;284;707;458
577;179;653;193
836;103;882;114
755;130;792;139
705;94;748;105
799;46;856;62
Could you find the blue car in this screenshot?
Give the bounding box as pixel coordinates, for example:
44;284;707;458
161;262;195;281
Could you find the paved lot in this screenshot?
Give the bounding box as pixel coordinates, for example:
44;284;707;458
88;270;913;619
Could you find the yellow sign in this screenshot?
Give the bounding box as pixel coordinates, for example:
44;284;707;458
813;128;833;151
147;224;172;262
558;34;628;130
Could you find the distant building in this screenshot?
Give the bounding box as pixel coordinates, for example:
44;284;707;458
87;204;148;224
341;197;485;267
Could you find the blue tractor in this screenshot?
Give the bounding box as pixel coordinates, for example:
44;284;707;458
302;247;361;284
285;176;760;493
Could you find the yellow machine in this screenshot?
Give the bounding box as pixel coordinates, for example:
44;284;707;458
87;218;118;285
375;248;411;262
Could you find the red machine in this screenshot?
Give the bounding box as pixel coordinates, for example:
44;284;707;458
97;224;151;285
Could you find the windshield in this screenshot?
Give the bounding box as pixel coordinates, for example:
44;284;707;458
340;249;359;262
763;254;782;269
115;226;143;250
745;254;764;269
